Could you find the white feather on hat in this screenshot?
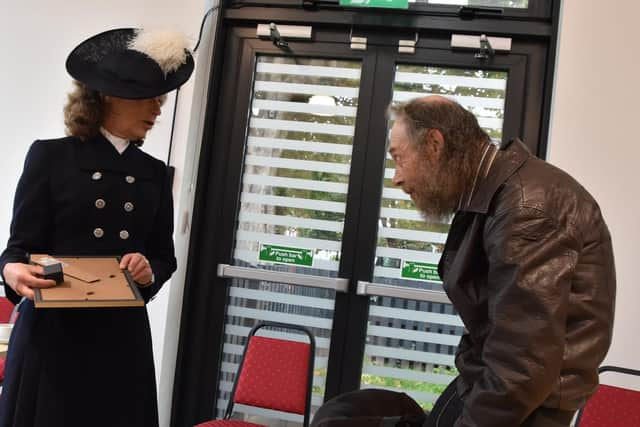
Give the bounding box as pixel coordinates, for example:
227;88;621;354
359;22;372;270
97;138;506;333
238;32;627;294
129;29;190;76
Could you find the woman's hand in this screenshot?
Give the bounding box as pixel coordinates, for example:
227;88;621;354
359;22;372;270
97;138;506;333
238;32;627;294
120;253;153;287
2;262;57;300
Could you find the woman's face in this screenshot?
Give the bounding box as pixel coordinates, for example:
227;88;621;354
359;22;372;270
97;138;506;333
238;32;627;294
102;95;167;140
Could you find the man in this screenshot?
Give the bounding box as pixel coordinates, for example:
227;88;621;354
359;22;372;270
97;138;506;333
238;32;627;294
388;96;616;427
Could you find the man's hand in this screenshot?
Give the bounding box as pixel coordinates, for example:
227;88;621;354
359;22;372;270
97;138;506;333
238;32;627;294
120;253;153;287
2;262;57;300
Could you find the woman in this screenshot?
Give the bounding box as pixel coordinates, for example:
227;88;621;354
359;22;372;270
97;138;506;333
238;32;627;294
0;28;194;426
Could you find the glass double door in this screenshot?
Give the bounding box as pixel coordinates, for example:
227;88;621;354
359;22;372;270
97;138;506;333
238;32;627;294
200;24;535;425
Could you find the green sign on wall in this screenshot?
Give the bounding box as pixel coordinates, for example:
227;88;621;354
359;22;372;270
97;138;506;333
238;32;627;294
259;244;314;267
401;260;442;283
339;0;409;9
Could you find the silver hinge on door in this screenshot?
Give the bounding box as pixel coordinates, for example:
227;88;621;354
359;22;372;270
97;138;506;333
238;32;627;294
350;27;367;51
450;33;511;60
398;33;419;54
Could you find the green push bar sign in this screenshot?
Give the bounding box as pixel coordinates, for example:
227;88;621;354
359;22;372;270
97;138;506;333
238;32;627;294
401;260;442;283
339;0;409;9
259;244;314;267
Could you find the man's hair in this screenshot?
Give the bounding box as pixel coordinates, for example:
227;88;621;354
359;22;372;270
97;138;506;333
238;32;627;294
388;97;491;161
63;81;104;140
388;97;491;216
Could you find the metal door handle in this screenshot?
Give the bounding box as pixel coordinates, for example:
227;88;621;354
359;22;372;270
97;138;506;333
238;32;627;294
357;280;451;304
217;264;349;292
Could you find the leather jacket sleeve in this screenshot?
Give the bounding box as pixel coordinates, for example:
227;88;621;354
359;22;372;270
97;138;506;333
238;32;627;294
455;205;579;427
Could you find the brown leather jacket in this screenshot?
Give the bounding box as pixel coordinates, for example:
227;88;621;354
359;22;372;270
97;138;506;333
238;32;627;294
439;139;616;427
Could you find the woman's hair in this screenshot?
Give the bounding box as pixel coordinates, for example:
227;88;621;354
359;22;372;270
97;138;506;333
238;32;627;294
63;81;104;140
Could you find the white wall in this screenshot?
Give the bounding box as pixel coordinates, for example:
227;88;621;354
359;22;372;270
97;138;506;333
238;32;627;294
0;1;209;424
548;0;640;387
156;2;220;425
3;0;640;424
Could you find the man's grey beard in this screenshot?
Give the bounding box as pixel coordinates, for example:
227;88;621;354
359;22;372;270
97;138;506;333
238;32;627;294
411;152;475;223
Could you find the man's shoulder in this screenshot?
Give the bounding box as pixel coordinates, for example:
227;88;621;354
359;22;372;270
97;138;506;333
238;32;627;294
495;156;602;229
517;157;596;205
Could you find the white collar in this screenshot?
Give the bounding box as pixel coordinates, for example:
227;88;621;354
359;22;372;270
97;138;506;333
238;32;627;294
100;127;130;154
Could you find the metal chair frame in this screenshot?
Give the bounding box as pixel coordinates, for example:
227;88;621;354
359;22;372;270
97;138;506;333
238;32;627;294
223;321;316;427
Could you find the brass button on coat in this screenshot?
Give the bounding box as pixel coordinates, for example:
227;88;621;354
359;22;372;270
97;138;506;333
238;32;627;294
119;230;130;240
124;202;134;212
92;171;102;181
125;175;136;184
93;228;104;238
95;199;106;209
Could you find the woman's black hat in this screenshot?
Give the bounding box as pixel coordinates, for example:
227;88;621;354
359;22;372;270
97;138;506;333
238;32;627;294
66;28;194;99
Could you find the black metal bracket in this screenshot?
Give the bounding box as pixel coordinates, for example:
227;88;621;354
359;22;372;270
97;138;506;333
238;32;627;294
269;22;289;48
302;0;316;9
458;6;503;20
475;34;495;61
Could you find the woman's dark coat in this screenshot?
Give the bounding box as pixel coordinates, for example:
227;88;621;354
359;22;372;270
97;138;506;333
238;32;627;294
0;134;177;427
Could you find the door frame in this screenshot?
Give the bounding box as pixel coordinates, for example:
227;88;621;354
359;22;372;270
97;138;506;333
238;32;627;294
328;40;533;395
172;5;557;425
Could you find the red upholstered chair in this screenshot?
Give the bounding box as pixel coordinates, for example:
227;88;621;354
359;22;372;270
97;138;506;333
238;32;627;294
0;297;13;323
1;296;16;384
195;322;315;427
574;365;640;427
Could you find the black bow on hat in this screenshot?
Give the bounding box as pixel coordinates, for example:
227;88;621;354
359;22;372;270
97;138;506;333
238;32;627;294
66;28;194;99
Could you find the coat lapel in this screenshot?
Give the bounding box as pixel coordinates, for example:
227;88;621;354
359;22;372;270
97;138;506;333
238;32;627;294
75;134;154;179
463;139;530;214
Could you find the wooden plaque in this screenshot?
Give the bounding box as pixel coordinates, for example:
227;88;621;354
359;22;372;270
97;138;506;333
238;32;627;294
30;255;144;308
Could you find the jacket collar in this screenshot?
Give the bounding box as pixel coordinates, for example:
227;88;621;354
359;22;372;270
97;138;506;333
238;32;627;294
460;138;531;214
75;133;154;179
